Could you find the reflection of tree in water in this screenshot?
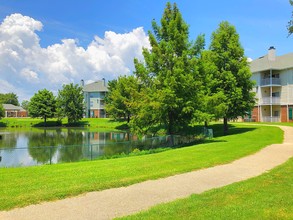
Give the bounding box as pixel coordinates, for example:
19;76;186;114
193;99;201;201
0;132;17;150
28;129;60;164
58;130;83;162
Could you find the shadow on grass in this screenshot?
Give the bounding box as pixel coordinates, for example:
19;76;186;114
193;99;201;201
210;123;256;137
65;121;89;127
32;121;62;127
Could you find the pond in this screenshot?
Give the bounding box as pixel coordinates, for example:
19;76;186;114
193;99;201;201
0;128;179;168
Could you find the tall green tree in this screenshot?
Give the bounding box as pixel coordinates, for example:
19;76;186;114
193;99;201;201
132;2;205;135
288;0;293;35
0;104;4;119
0;93;19;106
208;21;255;134
57;83;84;124
29;89;56;124
105;75;139;123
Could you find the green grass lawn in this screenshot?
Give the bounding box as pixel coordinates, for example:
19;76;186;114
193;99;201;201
0;117;127;130
119;157;293;220
0;124;283;211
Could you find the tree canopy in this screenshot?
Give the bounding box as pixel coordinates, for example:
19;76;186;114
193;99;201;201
0;93;19;106
57;83;84;124
0;104;4;119
28;89;56;124
105;75;139;123
207;21;255;134
132;2;205;135
288;0;293;35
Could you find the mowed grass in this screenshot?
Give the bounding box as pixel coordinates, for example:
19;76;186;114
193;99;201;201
0;117;127;129
0;124;283;210
120;158;293;220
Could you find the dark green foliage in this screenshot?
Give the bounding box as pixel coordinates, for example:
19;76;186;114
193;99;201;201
21;100;30;110
206;21;255;134
0;104;4;119
57;83;84;124
28;89;56;124
105;76;139;123
0;93;19;106
132;2;205;135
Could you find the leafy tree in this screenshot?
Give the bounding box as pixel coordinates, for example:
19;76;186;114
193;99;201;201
288;0;293;35
29;89;56;124
0;104;4;119
21;100;30;110
132;2;205;135
105;75;139;122
0;93;19;106
57;83;84;124
207;21;255;134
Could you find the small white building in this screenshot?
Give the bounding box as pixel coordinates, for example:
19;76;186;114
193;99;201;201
3;104;28;118
82;79;108;118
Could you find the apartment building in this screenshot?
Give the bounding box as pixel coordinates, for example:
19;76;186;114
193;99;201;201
250;47;293;122
82;79;108;118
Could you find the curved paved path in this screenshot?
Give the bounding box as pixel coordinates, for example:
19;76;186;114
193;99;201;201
1;125;293;220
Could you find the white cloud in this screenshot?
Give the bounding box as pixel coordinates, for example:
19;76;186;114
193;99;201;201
0;13;150;101
247;57;253;62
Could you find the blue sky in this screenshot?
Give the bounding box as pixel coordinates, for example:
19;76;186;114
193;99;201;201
0;0;292;101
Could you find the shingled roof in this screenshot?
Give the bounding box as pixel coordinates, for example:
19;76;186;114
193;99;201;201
83;80;108;92
3;104;26;111
250;52;293;73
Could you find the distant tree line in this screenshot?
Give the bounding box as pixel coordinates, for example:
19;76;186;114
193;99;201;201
105;2;255;135
28;83;84;124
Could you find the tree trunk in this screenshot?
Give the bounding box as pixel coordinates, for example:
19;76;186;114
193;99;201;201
223;117;228;135
204;121;208;128
44;116;47;127
127;114;130;123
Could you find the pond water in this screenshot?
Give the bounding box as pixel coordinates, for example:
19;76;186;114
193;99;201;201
0;128;175;167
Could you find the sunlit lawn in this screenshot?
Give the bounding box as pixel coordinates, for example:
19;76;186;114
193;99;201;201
120;158;293;220
0;124;283;210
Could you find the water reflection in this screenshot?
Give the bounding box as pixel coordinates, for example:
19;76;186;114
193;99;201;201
0;128;189;168
0;128;133;167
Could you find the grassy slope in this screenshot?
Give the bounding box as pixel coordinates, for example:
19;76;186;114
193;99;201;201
0;124;283;210
120;158;293;220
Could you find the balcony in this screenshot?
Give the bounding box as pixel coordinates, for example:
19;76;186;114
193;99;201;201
260;78;281;86
261;97;281;105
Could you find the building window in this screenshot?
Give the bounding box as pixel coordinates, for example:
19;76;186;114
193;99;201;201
90;101;93;107
273;111;279;117
289;108;293;120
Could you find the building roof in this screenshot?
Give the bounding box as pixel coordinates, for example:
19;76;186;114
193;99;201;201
3;104;26;111
83;80;108;92
250;52;293;73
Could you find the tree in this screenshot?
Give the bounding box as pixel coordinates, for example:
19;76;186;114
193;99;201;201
132;2;205;135
29;89;56;124
105;75;139;123
208;21;255;134
288;0;293;35
0;104;4;119
0;93;19;106
57;83;84;124
21;100;30;110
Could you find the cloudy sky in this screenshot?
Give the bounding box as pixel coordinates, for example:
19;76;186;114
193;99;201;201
0;0;292;102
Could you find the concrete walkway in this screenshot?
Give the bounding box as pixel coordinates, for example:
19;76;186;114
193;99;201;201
1;125;293;220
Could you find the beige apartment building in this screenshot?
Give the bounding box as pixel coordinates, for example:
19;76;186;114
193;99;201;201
250;47;293;122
